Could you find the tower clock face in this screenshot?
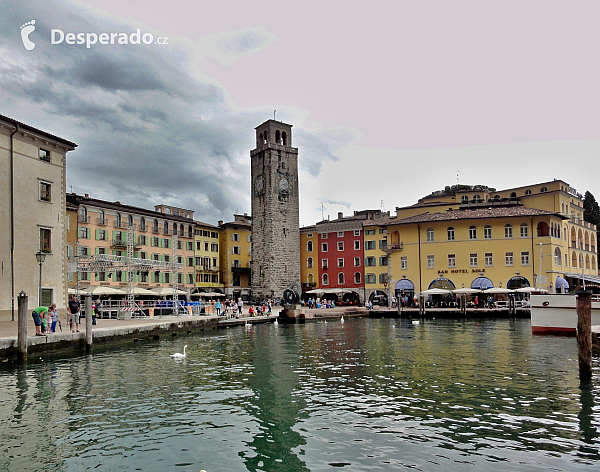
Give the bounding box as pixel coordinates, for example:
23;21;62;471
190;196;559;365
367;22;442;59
254;175;265;195
278;177;289;193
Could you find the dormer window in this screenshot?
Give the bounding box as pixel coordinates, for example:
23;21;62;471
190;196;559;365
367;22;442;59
540;187;548;193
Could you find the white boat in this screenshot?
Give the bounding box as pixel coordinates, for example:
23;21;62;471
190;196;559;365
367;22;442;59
530;294;600;335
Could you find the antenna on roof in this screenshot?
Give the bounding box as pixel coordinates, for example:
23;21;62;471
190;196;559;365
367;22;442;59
274;110;276;121
380;200;385;211
457;170;460;184
321;202;324;221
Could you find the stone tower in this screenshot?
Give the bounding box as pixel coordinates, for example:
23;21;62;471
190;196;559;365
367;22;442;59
250;120;300;300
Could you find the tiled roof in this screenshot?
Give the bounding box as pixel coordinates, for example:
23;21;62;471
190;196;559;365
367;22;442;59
393;206;567;225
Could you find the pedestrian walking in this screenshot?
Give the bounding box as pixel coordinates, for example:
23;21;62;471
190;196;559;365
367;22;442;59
68;295;81;332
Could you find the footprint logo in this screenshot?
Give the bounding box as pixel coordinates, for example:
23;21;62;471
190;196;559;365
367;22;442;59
20;20;36;51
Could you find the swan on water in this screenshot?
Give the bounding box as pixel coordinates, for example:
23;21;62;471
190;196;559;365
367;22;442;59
340;316;344;323
412;320;420;325
274;318;278;325
171;345;187;358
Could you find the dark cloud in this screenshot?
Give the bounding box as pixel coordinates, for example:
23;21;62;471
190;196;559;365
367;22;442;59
1;0;355;224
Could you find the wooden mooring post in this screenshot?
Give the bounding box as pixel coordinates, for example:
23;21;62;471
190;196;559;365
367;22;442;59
85;294;93;353
17;290;28;362
576;290;593;381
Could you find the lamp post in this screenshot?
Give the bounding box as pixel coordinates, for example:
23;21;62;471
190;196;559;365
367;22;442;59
35;251;46;305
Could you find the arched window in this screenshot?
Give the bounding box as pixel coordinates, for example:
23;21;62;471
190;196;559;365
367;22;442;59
469;226;477;239
585;254;590;269
584;231;590;251
307;240;313;252
354;272;361;284
282;131;287;146
504;224;513;238
571;227;577;247
275;130;281;144
578;229;584;249
127;215;133;227
473;194;483;203
493;195;500;201
98;209;105;225
572;252;578;267
163;221;168;233
484;225;492;239
338;273;345;285
79;206;87;222
592;255;597;270
115;213;122;227
554;247;562;266
180;225;184;236
447;227;455;241
510;192;517;198
537;222;549;237
592;234;597;253
520;223;528;237
390;231;400;247
461;195;469;204
307;257;313;268
540;187;548;193
140;217;145;230
322;273;329;285
153;219;159;232
188;226;193;238
525;189;532;195
579;254;584;268
565;254;569;266
308;274;314;284
173;223;178;235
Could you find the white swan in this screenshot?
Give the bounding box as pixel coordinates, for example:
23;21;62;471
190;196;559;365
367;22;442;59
171;345;187;358
274;318;278;325
340;316;344;323
412;320;420;325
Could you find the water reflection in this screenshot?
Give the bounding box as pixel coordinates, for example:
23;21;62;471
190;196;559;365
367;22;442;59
0;319;597;471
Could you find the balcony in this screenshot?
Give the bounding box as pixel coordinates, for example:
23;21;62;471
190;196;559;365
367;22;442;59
112;238;127;248
97;217;107;226
232;266;250;274
78;215;90;223
152;227;160;234
139;224;147;232
114;220;124;228
380;242;403;254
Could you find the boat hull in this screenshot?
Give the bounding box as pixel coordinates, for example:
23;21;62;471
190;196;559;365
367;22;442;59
531;294;600;335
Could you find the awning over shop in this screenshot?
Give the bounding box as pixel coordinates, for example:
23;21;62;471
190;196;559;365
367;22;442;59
471;276;493;290
506;276;531;290
395;279;415;291
428;277;456;290
563;272;600;284
555;276;569;290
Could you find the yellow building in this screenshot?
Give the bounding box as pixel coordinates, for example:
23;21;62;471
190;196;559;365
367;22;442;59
219;214;252;300
363;214;393;303
194;221;222;292
300;226;318;292
385;180;598;296
66;194;197;295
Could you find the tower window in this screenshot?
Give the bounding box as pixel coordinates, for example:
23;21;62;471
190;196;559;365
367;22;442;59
282;131;287;145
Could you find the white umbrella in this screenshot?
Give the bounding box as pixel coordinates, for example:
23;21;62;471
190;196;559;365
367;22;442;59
420;288;452;295
151;287;188;296
86;286;125;295
130;287;158;296
483;287;515;294
197;291;226;297
452;288;481;294
515;287;548;293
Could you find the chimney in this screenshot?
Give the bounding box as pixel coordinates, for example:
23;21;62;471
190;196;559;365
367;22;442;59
218;220;223;226
84;193;89;198
338;212;343;219
244;212;248;216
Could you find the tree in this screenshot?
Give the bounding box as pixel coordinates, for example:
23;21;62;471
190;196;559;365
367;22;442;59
583;191;600;254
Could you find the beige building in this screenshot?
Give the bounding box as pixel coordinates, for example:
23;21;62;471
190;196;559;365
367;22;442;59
194;221;223;293
0;114;77;321
66;194;197;295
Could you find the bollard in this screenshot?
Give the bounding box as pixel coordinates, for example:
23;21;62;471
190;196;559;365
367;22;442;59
85;294;92;352
17;290;28;362
576;290;592;381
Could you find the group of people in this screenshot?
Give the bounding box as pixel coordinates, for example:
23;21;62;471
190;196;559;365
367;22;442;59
209;298;273;318
31;304;59;336
31;295;101;336
304;298;336;309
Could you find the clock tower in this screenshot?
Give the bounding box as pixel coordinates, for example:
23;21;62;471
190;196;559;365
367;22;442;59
250;119;300;300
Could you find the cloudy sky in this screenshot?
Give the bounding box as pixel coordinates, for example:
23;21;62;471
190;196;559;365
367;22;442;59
2;0;599;226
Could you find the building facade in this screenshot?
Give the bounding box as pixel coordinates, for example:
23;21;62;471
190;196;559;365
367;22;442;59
194;221;222;293
300;226;318;293
66;194;197;295
250;120;300;300
219;214;252;300
0;115;76;321
384;180;598;298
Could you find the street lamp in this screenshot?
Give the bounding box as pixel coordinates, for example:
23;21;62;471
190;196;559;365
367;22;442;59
35;251;46;305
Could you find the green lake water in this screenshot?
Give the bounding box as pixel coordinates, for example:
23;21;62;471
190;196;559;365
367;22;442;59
0;318;598;471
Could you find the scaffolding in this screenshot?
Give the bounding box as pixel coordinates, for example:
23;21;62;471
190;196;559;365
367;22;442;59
69;225;183;316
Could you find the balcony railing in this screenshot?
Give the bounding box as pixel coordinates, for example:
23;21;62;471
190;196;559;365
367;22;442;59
97;217;107;226
114;220;124;228
139;224;147;232
152;227;160;234
112;239;127;248
78;215;90;223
